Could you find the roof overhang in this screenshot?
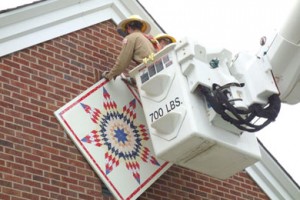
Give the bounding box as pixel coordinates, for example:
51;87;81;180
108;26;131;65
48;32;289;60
0;0;162;57
246;141;300;200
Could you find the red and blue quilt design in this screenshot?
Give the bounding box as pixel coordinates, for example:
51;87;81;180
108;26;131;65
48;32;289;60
55;78;171;200
80;87;160;184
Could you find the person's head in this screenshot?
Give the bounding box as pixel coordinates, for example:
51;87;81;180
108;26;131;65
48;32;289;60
117;15;150;37
155;34;176;48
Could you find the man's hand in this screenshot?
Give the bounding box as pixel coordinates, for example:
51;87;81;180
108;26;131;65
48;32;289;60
101;71;109;80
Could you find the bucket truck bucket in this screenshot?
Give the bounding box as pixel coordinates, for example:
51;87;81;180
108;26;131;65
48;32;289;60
129;39;261;180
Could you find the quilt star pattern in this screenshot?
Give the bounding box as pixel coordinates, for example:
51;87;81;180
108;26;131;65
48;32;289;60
54;77;171;200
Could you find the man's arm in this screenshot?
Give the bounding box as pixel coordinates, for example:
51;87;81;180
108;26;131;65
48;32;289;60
104;37;135;80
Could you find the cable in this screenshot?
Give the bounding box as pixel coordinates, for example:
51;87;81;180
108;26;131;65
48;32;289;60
198;84;281;133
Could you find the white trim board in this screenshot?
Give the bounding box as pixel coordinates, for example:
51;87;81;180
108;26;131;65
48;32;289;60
0;0;161;57
246;141;300;200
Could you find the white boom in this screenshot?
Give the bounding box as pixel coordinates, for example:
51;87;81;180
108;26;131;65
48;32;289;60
266;0;300;104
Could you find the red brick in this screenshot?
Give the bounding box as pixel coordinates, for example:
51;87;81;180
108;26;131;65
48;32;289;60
14;118;31;128
15;73;33;85
50;193;67;200
86;176;101;184
224;193;238;199
61;188;78;198
2;71;19;80
0;179;12;187
207;193;221;200
41;120;59;130
47;68;63;79
24;179;41;188
60;151;76;161
13;56;29;66
22;193;39;200
54;88;71;98
12;93;29;102
5;146;23;158
3;59;20;69
20;77;37;86
32;188;50;197
43;183;60;193
43;146;59;154
2;187;22;197
212;189;225;197
61;176;78;185
0;165;13;174
11;108;29;119
52;167;68;176
31;50;47;60
0;100;14;111
23;115;41;125
15;157;33;167
4;174;22;183
235;185;247;193
71;82;86;91
31;74;48;84
185;181;199;190
69;172;85;181
32;175;50;185
44;172;61;182
23;141;41;152
63;50;78;60
10;80;29;90
20;52;37;63
217;185;230;193
69;159;86;169
14;183;31;192
31;111;49;121
86;189;102;198
78;180;93;189
7;162;25;171
199;185;212;193
230;189;242;197
0;113;14;122
32;123;49;133
14;144;31;154
6;135;24;147
26;167;43;176
3;84;20;93
69;184;85;193
40;96;56;105
51;179;67;189
30;60;47;72
78;46;92;55
229;176;242;183
13;171;31;183
45;43;62;54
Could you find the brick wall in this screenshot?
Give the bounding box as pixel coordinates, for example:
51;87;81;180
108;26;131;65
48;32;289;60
0;20;270;200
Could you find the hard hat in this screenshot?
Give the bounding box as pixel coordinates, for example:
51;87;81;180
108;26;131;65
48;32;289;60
117;15;151;34
154;33;176;43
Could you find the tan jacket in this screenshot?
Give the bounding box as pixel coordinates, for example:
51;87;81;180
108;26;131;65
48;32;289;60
105;31;155;80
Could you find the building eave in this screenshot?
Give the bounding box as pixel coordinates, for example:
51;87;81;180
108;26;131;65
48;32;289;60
246;140;300;200
0;0;162;57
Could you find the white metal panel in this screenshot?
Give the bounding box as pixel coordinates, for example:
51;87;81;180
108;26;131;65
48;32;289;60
130;43;261;180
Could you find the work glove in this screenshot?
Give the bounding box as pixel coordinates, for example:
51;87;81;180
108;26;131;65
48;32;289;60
101;71;109;80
